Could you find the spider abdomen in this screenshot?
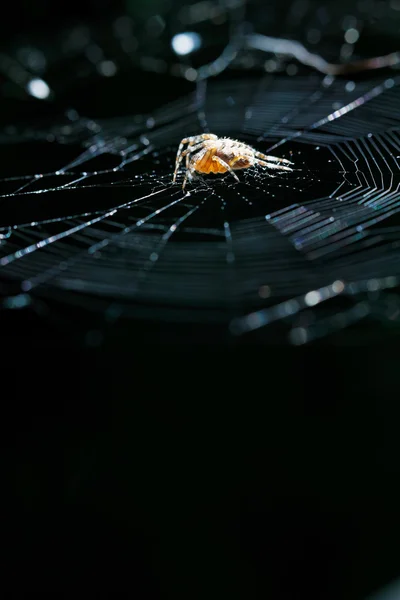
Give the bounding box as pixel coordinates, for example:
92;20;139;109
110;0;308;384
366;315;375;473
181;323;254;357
193;148;252;174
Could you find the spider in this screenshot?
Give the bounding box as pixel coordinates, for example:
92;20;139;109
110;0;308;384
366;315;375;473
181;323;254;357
172;133;293;189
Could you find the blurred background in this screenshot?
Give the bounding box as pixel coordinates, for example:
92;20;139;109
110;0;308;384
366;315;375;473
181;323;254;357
2;1;400;598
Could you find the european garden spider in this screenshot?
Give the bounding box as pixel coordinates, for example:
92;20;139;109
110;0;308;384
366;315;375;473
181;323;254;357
173;133;293;189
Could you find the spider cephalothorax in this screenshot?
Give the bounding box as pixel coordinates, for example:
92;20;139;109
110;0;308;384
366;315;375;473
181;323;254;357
173;133;293;189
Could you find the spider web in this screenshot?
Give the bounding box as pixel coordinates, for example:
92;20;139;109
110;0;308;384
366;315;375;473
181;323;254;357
1;1;400;345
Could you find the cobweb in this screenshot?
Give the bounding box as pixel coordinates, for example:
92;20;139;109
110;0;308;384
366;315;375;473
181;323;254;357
1;0;400;344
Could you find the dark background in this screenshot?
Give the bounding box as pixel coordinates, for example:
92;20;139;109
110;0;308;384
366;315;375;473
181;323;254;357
2;1;400;598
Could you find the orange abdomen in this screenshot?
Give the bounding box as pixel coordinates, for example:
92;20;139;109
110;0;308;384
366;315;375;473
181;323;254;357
194;149;228;174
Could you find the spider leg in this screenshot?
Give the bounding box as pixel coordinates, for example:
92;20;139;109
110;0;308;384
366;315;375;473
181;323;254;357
230;155;249;167
212;156;240;182
173;136;215;183
179;141;209;158
182;150;192;190
173;138;191;183
175;142;213;187
182;164;197;191
182;169;190;190
182;148;208;190
256;159;293;171
172;133;218;182
255;151;293;165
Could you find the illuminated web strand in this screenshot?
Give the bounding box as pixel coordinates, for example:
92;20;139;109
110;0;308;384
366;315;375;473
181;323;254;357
135;202;203;285
0;187;171;268
266;77;400;153
60;199;203;299
362;133;398;205
230;280;346;335
0;211;117;268
18;192;190;291
230;272;399;337
257;76;336;143
289;301;371;345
